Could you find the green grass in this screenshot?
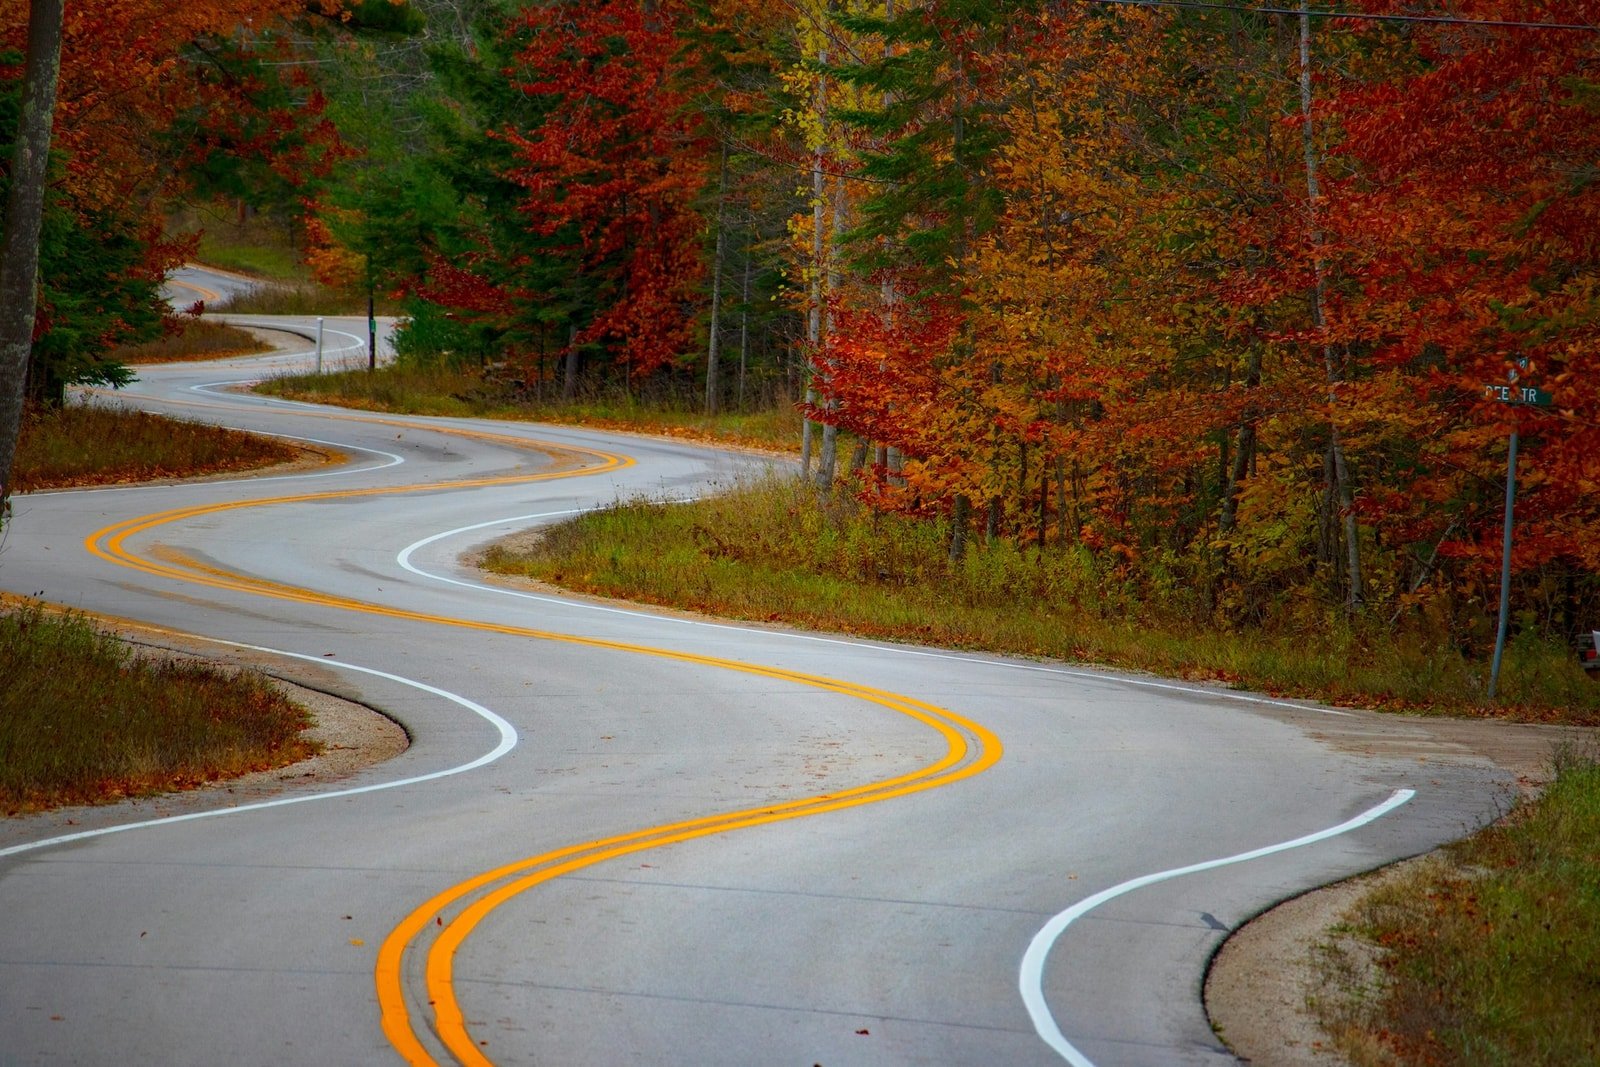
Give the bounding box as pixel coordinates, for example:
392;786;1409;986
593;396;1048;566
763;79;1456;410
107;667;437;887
109;319;270;364
211;281;374;317
1319;747;1600;1065
0;605;317;813
166;199;385;314
14;402;302;492
169;200;310;284
480;475;1600;723
256;363;804;451
195;238;302;281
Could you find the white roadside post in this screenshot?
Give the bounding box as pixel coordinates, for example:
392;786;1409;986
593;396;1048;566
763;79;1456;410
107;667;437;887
315;316;324;375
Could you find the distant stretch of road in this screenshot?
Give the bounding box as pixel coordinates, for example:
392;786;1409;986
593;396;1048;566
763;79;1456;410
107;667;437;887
163;263;271;310
0;290;1522;1065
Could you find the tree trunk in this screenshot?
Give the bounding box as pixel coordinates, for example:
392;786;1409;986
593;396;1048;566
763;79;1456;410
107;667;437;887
0;0;64;508
802;57;828;479
1299;3;1363;610
737;241;751;411
848;439;868;473
1219;422;1255;535
816;171;846;489
1056;457;1068;548
705;144;729;415
562;321;580;402
949;493;971;561
1037;463;1049;547
1219;349;1261;534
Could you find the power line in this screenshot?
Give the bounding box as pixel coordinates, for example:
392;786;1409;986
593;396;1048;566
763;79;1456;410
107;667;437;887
1084;0;1600;32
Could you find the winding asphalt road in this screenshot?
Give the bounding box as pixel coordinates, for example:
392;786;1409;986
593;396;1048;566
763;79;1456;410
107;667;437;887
0;306;1526;1066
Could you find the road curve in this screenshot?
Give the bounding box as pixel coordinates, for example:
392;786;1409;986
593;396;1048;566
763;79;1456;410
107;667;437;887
0;321;1520;1066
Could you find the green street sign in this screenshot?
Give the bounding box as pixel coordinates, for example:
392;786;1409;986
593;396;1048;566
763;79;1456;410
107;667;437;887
1483;383;1553;407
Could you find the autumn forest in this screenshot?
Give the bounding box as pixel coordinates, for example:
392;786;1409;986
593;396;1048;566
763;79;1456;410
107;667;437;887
4;0;1598;661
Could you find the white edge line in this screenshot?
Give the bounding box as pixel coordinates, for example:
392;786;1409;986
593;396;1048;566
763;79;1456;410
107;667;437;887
0;642;517;860
1018;787;1417;1066
397;512;1357;718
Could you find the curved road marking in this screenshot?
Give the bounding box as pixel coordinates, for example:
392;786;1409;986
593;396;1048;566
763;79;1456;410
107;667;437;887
381;671;998;1067
0;641;515;859
75;446;1003;1066
1019;787;1416;1066
164;278;222;303
213;321;367;350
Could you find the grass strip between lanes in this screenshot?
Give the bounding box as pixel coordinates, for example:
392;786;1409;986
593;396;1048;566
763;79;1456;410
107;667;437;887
0;604;317;814
14;403;301;492
110;319;271;364
256;364;803;453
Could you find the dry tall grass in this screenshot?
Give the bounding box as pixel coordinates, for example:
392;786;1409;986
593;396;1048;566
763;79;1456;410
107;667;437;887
0;606;317;813
13;403;300;491
482;475;1600;722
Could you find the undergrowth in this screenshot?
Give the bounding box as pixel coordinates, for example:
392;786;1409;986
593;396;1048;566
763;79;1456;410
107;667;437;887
1319;746;1600;1065
0;605;317;813
256;364;804;452
13;402;301;491
481;475;1600;722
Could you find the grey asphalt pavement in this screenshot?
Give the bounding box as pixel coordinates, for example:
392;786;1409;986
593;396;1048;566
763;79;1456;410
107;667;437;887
0;317;1526;1066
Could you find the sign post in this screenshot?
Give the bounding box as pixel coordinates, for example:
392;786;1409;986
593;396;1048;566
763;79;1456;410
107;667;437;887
1483;358;1552;700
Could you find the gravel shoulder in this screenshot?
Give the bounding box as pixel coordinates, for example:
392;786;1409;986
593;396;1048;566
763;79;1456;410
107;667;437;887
1204;718;1595;1065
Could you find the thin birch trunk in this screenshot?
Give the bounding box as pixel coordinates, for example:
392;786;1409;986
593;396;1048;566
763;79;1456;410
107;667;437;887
705;144;729;415
816;171;845;488
802;152;823;478
737;240;751;411
1299;4;1363;609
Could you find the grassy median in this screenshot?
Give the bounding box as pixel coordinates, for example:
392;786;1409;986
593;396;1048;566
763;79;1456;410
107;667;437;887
7;399;320;811
0;606;317;813
13;402;300;492
257;364;802;453
110;319;270;364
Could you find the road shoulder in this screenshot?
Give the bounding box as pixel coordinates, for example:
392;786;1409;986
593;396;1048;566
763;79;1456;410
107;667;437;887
1204;723;1591;1065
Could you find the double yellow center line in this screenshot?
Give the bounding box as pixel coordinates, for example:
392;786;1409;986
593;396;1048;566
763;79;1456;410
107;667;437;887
83;430;1001;1066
